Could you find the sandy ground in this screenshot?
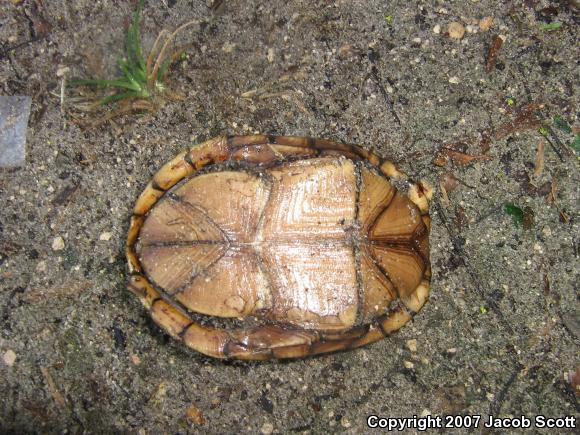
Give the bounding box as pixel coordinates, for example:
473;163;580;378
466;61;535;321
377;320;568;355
1;0;578;433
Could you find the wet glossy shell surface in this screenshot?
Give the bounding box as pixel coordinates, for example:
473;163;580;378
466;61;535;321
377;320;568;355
126;135;431;360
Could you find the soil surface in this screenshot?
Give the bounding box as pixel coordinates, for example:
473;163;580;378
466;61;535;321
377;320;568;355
1;1;578;433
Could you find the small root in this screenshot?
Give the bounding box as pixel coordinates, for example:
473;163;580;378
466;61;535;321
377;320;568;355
69;98;158;130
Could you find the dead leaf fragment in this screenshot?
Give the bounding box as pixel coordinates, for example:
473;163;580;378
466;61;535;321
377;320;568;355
546;177;558;205
568;368;580;396
186;405;206;425
432;148;492;167
454;206;468;231
479;130;492;154
460;104;543;155
486;35;504;72
22;280;91;303
545;177;569;222
439;182;450;207
52;183;80;206
25;1;52;38
432;154;449;167
40;366;67;408
441;172;460;193
533;140;545;178
542;272;550;296
522;206;535;230
434;385;467;414
439;172;460;207
494;103;544;141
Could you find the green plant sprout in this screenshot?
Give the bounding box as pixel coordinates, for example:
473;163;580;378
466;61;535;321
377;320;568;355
550;116;579;156
571;135;580;155
540;22;562;31
69;0;198;126
504;202;524;226
553;115;572;134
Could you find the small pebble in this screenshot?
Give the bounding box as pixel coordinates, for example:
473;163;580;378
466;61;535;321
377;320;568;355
338;44;355;58
99;232;113;241
406;339;418;352
261;422;274;434
36;261;47;273
56;66;70;77
222;42;237;53
433;24;441;34
447;347;458;354
448;22;465;39
52;236;65;251
3;349;17;367
340;416;352;428
479;16;494;31
267;48;275;63
448;76;460;84
404;361;415;369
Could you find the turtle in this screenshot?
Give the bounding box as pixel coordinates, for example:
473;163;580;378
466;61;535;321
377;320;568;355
126;135;432;360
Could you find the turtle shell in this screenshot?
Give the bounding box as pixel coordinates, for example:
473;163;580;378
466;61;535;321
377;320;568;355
126;135;432;360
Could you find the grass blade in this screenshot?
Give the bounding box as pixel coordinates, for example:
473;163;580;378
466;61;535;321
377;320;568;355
97;91;142;106
157;57;173;83
70;77;142;92
126;0;145;70
149;20;199;89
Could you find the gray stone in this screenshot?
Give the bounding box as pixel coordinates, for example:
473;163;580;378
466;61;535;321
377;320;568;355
0;96;31;167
